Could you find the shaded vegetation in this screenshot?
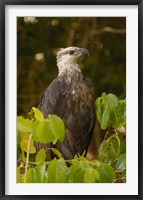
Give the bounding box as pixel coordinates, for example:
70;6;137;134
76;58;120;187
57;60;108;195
17;93;126;183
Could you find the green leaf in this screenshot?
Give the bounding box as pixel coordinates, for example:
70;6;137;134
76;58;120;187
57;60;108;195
97;163;115;183
25;164;46;183
115;133;123;156
112;100;126;128
116;153;126;171
26;168;38;183
17;166;24;183
99;138;112;163
32;120;40;142
108;138;118;164
32;107;44;121
117;133;126;154
68;162;85;183
83;167;100;183
21;150;26;162
47;115;65;144
102;92;108;102
98;145;107;163
36;120;54;144
47;158;67;183
116;101;126;124
17;131;21;145
101;102;110;130
17;116;33;133
95;97;102;123
36;148;46;163
107;93;119;109
36;164;46;183
32;115;65;145
95;93;125;130
91;159;101;168
19;132;36;153
99;133;122;165
99;131;126;167
50;148;62;158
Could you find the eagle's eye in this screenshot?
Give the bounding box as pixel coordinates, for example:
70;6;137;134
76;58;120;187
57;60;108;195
69;50;74;55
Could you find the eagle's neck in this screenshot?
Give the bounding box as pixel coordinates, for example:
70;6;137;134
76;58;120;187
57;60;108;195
57;62;94;113
57;61;81;78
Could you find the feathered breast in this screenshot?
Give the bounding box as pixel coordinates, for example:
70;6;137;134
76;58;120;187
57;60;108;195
38;69;95;159
60;70;95;114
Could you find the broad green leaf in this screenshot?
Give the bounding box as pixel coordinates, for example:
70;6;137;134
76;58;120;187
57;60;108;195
36;120;54;144
26;168;38;183
116;153;126;171
36;164;46;183
47;158;67;183
47;115;65;144
68;162;86;183
32;120;40;142
36;148;46;163
108;139;118;164
32;115;65;145
112;109;118;128
95;97;102;123
50;148;62;158
99;139;112;163
32;107;44;121
116;101;126;124
17;116;33;133
72;156;90;167
97;164;115;183
112;100;126;128
99;133;122;166
96;97;102;106
107;93;119;109
98;145;107;162
101;102;110;130
84;167;100;183
19;132;36;154
91;159;101;168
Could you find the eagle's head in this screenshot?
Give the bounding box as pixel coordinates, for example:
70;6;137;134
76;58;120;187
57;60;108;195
56;46;89;77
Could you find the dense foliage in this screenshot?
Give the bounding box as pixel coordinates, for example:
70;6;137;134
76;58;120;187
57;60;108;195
17;93;126;183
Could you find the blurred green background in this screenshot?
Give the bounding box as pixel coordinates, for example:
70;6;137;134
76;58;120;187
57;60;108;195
17;17;126;115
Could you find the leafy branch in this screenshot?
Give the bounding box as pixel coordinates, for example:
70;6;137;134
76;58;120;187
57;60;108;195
17;93;126;183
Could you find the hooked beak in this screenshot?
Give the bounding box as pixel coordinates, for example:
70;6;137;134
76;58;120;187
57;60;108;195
80;48;89;56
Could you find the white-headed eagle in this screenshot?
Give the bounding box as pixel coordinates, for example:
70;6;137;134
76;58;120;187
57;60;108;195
37;47;96;160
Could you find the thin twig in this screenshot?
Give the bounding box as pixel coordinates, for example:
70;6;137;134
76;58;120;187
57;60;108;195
24;133;32;183
91;27;126;35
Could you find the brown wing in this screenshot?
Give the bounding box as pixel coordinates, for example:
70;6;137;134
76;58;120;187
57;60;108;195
38;79;63;117
37;76;96;160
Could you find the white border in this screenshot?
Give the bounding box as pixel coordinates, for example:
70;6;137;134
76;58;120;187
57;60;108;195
5;5;138;195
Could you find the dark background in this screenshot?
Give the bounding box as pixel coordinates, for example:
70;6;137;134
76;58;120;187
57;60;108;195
17;17;126;115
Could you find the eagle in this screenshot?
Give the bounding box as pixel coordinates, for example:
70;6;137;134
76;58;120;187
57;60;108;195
37;46;96;160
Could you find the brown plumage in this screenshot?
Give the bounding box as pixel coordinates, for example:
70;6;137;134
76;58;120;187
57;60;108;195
37;47;96;160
